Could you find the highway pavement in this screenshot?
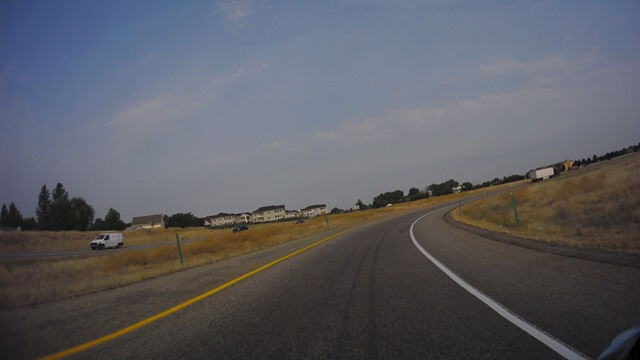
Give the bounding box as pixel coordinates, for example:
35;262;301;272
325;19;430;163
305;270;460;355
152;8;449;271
1;202;638;359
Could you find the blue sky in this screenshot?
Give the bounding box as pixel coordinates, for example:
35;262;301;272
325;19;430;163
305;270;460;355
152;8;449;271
1;0;639;221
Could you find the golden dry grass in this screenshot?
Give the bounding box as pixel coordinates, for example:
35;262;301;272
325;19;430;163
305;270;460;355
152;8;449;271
0;179;526;308
452;153;640;252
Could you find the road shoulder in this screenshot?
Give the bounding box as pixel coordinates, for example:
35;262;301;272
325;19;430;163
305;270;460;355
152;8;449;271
443;211;640;269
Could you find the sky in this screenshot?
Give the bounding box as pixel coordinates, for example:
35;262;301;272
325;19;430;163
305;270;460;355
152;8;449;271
1;0;639;222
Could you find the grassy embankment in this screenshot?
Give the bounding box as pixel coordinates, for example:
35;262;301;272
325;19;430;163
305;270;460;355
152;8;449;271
451;153;640;253
0;180;525;308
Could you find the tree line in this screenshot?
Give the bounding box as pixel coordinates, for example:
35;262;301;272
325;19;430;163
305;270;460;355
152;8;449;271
572;143;638;167
348;174;526;211
0;183;127;231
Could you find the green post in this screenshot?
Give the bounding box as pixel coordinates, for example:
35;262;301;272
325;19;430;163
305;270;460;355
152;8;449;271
175;233;184;269
510;192;519;226
325;213;330;229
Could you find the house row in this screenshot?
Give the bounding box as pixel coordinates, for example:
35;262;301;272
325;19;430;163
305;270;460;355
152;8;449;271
204;204;327;227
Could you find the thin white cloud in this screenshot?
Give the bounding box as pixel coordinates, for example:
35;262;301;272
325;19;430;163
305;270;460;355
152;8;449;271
109;64;266;150
315;120;390;144
266;141;283;150
199;152;245;169
313;83;592;149
479;53;598;86
113;94;211;126
217;0;267;26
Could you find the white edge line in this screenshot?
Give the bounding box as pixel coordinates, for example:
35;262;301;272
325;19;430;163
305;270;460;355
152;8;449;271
410;208;590;360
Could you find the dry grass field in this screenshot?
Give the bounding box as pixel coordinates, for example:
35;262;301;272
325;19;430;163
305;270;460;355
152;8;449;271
452;153;640;253
0;180;525;308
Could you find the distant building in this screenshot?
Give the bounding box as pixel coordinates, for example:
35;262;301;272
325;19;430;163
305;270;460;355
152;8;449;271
204;213;236;227
302;204;327;218
130;214;165;230
351;203;360;211
284;210;301;219
563;160;574;171
251;205;285;223
452;186;462;194
236;213;251;224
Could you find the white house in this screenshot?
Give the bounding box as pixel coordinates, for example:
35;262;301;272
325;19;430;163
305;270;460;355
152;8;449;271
302;204;327;218
251;205;286;223
204;213;236;227
235;213;251;223
284;210;301;219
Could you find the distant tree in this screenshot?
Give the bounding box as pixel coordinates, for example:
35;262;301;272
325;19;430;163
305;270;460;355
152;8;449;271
461;182;473;192
8;203;24;228
0;204;8;227
49;196;72;230
68;197;94;231
22;217;37;230
592;155;598;163
502;174;525;183
104;208;127;230
355;199;368;211
330;207;343;214
36;185;52;230
52;183;68;201
91;218;107;231
372;190;404;208
164;213;203;228
428;179;459;197
407;187;421;201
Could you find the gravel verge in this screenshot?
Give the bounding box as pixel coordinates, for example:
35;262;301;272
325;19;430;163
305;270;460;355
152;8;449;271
444;211;640;269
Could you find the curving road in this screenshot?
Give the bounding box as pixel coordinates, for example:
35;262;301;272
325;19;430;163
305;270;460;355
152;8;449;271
1;202;639;359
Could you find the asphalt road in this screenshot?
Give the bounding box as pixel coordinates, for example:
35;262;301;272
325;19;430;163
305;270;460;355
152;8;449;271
1;202;638;359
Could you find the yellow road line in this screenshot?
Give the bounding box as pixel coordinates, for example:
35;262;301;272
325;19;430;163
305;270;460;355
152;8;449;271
41;227;358;360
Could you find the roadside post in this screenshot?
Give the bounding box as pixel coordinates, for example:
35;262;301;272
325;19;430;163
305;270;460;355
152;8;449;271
458;198;462;214
175;233;184;269
510;192;520;226
325;213;330;229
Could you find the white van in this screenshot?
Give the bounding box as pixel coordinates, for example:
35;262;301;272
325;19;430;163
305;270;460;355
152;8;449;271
91;233;124;250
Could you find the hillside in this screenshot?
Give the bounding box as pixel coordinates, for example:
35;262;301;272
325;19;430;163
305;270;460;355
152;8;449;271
452;153;640;253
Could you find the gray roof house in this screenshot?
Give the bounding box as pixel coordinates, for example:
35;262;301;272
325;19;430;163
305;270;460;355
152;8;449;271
130;214;165;230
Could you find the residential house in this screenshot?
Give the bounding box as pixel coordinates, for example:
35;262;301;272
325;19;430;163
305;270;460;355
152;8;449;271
204;213;236;227
302;204;327;218
235;213;251;224
284;210;301;219
130;214;165;230
251;205;286;223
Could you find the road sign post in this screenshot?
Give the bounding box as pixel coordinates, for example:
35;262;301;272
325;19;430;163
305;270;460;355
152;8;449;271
510;192;519;226
325;213;330;229
175;233;184;269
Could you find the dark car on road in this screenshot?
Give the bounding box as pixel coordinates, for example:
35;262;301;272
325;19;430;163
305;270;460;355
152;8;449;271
232;224;248;233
